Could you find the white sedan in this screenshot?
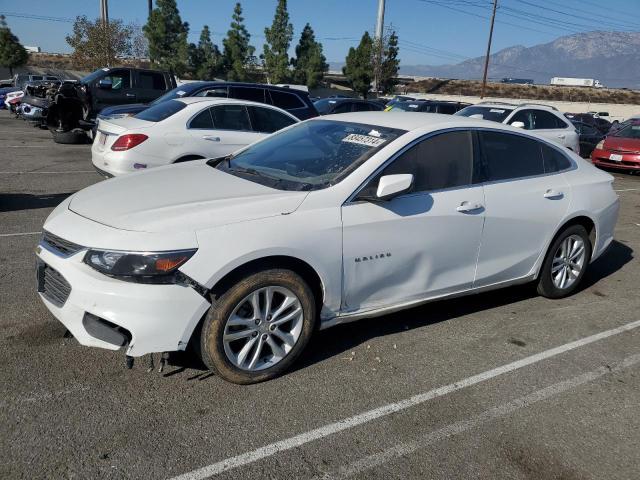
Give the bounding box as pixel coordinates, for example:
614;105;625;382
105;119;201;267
37;112;618;383
91;98;299;177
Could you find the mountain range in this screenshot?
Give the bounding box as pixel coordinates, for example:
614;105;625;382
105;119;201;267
331;31;640;88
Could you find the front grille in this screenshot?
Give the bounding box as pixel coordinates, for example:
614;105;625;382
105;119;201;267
42;230;83;257
37;261;72;307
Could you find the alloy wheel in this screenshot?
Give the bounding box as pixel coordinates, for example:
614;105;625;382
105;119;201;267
551;234;586;290
222;286;304;371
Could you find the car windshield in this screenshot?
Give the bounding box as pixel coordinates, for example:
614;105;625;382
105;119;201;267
613;124;640;139
455;106;513;122
80;68;109;84
149;84;203;106
313;98;340;115
134;100;187;122
213;120;406;191
393;102;426;112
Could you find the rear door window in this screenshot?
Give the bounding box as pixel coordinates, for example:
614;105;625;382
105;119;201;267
247;106;296;133
229;87;266;103
479;131;544;181
104;69;131;90
195;87;228;98
269;90;305;110
437;104;457;114
138;71;166;90
211;105;252;131
332;102;353;114
352;102;371;112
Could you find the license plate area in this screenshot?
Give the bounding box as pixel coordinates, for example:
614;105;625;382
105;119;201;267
609;153;623;162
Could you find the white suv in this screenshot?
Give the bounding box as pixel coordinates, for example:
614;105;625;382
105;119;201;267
456;102;580;154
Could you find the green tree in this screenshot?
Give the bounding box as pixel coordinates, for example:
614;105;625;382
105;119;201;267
262;0;293;84
377;30;400;95
143;0;189;75
222;2;255;81
189;25;222;80
343;31;373;98
0;16;28;76
66;16;136;70
291;23;327;88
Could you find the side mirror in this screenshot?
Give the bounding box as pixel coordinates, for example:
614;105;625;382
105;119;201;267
98;78;112;90
376;174;414;201
511;121;525;129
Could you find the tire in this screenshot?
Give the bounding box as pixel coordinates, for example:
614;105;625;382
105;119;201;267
51;129;89;145
200;268;316;384
537;225;592;299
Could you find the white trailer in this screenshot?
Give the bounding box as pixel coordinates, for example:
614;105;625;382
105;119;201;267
550;77;604;88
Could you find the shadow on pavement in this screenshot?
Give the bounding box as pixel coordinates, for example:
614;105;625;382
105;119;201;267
0;192;73;212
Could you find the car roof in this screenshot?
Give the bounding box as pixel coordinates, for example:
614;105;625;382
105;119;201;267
174;97;286;109
317;111;513;132
178;81;309;95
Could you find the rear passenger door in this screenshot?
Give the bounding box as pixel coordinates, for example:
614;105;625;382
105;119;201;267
473;131;572;287
135;71;168;103
188;104;263;157
268;89;309;118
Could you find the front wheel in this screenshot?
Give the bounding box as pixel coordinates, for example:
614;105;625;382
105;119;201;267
537;225;592;299
200;269;316;384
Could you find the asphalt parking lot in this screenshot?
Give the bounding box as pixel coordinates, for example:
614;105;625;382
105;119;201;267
1;112;640;480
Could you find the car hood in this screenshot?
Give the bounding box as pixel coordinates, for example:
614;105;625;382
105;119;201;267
68;161;309;233
605;136;640;153
98;103;148;117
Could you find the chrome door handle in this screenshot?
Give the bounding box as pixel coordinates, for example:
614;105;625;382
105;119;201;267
544;189;564;199
456;201;483;213
202;136;220;142
125;93;136;98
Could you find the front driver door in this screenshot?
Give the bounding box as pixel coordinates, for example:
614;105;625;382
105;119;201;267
341;130;485;312
93;69;134;111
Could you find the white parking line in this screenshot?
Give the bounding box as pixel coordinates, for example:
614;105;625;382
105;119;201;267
168;319;640;480
0;232;41;237
615;188;640;192
317;352;640;480
0;170;95;174
4;145;51;148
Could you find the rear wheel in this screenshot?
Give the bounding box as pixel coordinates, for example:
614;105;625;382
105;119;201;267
199;269;316;384
51;128;89;145
537;225;591;299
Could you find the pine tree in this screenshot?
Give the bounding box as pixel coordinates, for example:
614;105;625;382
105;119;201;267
189;25;221;80
222;2;255;81
291;24;327;88
262;0;293;84
0;16;28;76
343;31;373;98
379;31;400;95
143;0;189;75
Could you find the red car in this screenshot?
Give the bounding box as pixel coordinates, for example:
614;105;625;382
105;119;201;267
591;120;640;172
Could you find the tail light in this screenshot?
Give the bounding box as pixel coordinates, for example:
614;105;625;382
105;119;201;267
111;134;148;151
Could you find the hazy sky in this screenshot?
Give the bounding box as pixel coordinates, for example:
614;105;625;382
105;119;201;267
2;0;640;65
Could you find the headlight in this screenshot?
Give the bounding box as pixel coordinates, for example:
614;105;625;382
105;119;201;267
84;249;197;282
595;140;605;150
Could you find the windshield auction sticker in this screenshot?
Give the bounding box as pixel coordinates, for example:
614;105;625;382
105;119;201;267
342;134;387;147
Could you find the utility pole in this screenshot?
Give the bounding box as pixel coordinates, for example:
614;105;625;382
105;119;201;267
100;0;110;66
373;0;386;96
480;0;498;99
100;0;109;25
148;0;153;19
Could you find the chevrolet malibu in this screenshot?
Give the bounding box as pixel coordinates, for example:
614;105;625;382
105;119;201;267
36;112;619;384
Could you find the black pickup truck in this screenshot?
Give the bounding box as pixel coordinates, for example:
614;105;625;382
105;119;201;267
46;67;176;144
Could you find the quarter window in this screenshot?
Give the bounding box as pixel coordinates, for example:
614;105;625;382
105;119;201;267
211;105;251;131
479;131;544;180
269;90;305;109
248;106;296;133
379;131;474;192
189;109;214;129
541;144;572;173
